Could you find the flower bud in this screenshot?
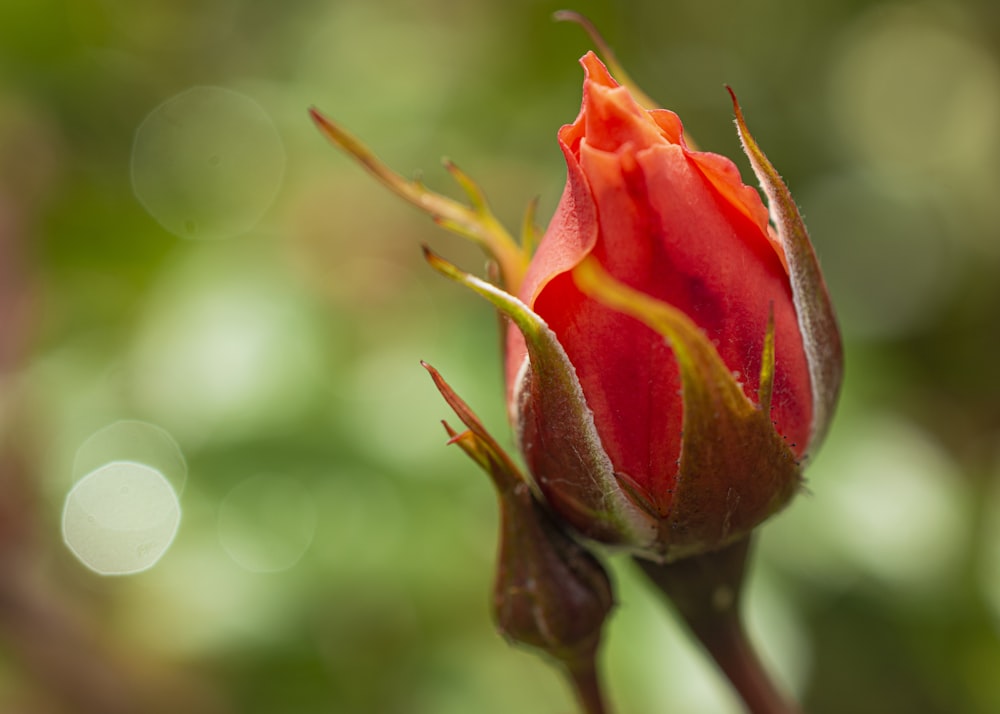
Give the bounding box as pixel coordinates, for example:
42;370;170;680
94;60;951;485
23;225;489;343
422;363;614;667
497;53;842;561
493;476;614;663
313;46;842;564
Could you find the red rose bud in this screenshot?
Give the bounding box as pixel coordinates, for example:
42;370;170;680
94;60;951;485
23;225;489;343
313;47;841;564
422;362;614;676
496;53;842;561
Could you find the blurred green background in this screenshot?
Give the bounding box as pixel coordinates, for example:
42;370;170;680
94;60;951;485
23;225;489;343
1;0;999;712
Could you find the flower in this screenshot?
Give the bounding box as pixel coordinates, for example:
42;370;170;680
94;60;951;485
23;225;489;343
311;29;842;712
497;52;842;560
311;49;841;564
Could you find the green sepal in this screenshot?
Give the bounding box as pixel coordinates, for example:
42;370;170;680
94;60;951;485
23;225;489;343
309;107;527;294
422;361;615;678
727;89;843;454
423;247;657;548
422;360;524;494
573;257;801;561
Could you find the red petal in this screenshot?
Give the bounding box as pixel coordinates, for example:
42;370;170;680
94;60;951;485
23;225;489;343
522;53;814;510
506;135;597;403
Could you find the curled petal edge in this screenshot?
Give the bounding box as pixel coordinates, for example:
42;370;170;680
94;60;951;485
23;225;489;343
553;10;658;112
553;10;700;150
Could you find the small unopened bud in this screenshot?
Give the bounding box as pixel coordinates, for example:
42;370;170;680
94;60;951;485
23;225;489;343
422;360;614;672
494;478;613;665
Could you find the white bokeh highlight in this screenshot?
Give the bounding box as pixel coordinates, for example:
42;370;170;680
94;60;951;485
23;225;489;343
130;248;324;445
62;461;181;576
131;86;285;240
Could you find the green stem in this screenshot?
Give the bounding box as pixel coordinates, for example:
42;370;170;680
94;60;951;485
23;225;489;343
635;538;802;714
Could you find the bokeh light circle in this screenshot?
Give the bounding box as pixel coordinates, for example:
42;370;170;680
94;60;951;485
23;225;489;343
72;419;188;494
131;86;285;240
62;461;181;576
828;8;1000;174
218;475;317;573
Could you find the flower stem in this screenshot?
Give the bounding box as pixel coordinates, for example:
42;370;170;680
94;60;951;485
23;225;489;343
564;654;611;714
634;538;802;714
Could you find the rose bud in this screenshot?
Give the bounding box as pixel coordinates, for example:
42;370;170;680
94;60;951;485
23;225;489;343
493;51;842;561
420;52;841;562
312;49;841;564
422;361;614;710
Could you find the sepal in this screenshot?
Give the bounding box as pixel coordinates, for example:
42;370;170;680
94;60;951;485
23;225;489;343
422;362;614;671
573;257;801;561
727;90;843;454
308;107;527;293
421;360;523;494
422;248;657;548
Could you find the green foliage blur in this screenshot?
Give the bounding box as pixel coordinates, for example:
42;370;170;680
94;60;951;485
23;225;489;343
1;0;999;712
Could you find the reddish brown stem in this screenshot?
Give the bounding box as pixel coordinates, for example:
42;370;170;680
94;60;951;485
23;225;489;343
635;538;802;714
565;655;611;714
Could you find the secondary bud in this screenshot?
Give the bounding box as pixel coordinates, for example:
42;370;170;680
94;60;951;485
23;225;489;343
423;361;613;666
